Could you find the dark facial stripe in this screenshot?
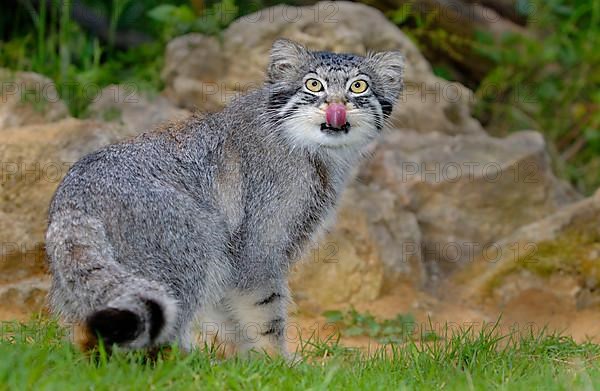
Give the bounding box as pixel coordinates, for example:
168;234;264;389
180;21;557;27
346;93;385;131
277;92;323;121
379;99;394;116
268;85;303;110
299;91;321;101
365;100;385;130
354;95;372;106
369;88;394;117
268;89;296;111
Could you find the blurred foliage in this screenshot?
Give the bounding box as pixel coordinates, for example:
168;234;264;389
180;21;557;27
387;0;599;194
0;0;282;116
474;0;600;194
0;0;173;116
0;0;598;192
388;3;478;80
148;0;239;39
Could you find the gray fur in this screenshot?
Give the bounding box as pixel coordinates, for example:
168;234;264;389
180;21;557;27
46;39;404;355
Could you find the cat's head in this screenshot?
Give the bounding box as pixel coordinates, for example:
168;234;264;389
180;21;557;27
265;39;404;150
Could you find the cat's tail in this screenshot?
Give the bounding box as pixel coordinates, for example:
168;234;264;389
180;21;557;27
84;286;177;350
45;211;178;350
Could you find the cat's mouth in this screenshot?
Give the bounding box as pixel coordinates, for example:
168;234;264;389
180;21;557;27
320;122;351;134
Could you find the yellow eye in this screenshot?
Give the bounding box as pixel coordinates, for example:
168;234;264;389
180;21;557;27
305;78;323;93
350;80;368;94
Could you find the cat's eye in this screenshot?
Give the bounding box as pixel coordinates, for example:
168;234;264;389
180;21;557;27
305;78;324;93
350;80;369;94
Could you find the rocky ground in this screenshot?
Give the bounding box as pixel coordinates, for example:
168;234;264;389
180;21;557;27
1;2;599;347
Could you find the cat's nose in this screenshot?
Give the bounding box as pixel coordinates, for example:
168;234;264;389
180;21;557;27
326;96;346;105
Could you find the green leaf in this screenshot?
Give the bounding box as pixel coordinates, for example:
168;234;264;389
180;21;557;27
322;310;344;323
147;5;177;22
367;323;381;337
389;4;413;25
173;5;197;24
433;66;453;81
344;326;365;337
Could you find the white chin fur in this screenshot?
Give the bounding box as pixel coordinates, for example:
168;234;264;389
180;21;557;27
281;109;378;150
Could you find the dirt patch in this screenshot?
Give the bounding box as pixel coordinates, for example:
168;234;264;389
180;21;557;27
287;280;600;352
3;280;600;352
0;308;31;322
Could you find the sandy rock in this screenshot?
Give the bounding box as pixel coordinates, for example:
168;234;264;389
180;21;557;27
162;1;483;135
0;69;69;130
0;119;128;313
348;183;425;289
456;190;600;306
487;271;582;309
290;187;385;309
88;85;191;133
0;277;50;315
162;35;228;112
358;129;578;279
290;128;579;306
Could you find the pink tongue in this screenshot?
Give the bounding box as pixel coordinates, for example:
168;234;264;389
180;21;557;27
325;103;347;128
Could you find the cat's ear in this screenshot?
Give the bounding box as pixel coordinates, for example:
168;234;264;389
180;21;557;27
367;51;404;96
267;39;309;83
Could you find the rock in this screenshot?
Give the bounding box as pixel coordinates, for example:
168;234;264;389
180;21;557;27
484;271;582;309
0;277;49;316
0;119;128;313
88;85;191;134
347;183;425;289
290;128;579;307
357;129;579;280
290;187;385;310
162;1;484;135
162;35;227;113
456;190;600;306
0;69;70;130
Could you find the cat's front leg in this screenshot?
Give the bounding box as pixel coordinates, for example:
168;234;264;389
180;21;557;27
200;281;291;359
231;282;291;359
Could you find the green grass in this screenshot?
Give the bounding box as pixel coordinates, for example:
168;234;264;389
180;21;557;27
0;0;277;117
0;0;166;117
2;317;600;390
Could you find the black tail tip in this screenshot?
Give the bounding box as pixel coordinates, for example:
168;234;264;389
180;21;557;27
144;299;165;341
86;299;165;347
87;307;142;346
